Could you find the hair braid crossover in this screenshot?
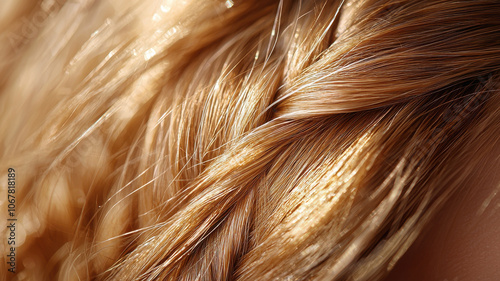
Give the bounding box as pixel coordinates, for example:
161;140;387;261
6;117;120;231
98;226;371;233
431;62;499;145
1;0;500;280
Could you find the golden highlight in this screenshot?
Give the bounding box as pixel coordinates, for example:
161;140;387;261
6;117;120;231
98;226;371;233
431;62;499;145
1;0;500;280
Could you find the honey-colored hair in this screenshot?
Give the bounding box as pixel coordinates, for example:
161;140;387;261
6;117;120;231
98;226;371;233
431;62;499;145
1;0;500;280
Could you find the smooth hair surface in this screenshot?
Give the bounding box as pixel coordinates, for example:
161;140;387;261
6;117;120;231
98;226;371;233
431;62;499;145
1;0;500;280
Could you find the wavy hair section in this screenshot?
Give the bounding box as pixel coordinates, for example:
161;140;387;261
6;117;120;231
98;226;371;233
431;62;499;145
1;0;500;280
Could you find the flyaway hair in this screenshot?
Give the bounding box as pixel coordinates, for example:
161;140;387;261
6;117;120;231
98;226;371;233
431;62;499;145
1;0;500;280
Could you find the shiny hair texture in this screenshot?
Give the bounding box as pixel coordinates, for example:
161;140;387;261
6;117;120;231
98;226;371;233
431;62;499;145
1;0;500;280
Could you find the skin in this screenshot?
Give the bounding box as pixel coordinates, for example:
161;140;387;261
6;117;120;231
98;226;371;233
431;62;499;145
386;140;500;281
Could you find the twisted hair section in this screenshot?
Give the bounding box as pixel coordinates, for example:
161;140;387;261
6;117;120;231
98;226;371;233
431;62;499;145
1;0;500;280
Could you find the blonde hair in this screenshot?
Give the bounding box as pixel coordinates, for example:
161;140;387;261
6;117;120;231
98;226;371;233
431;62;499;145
1;0;500;280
